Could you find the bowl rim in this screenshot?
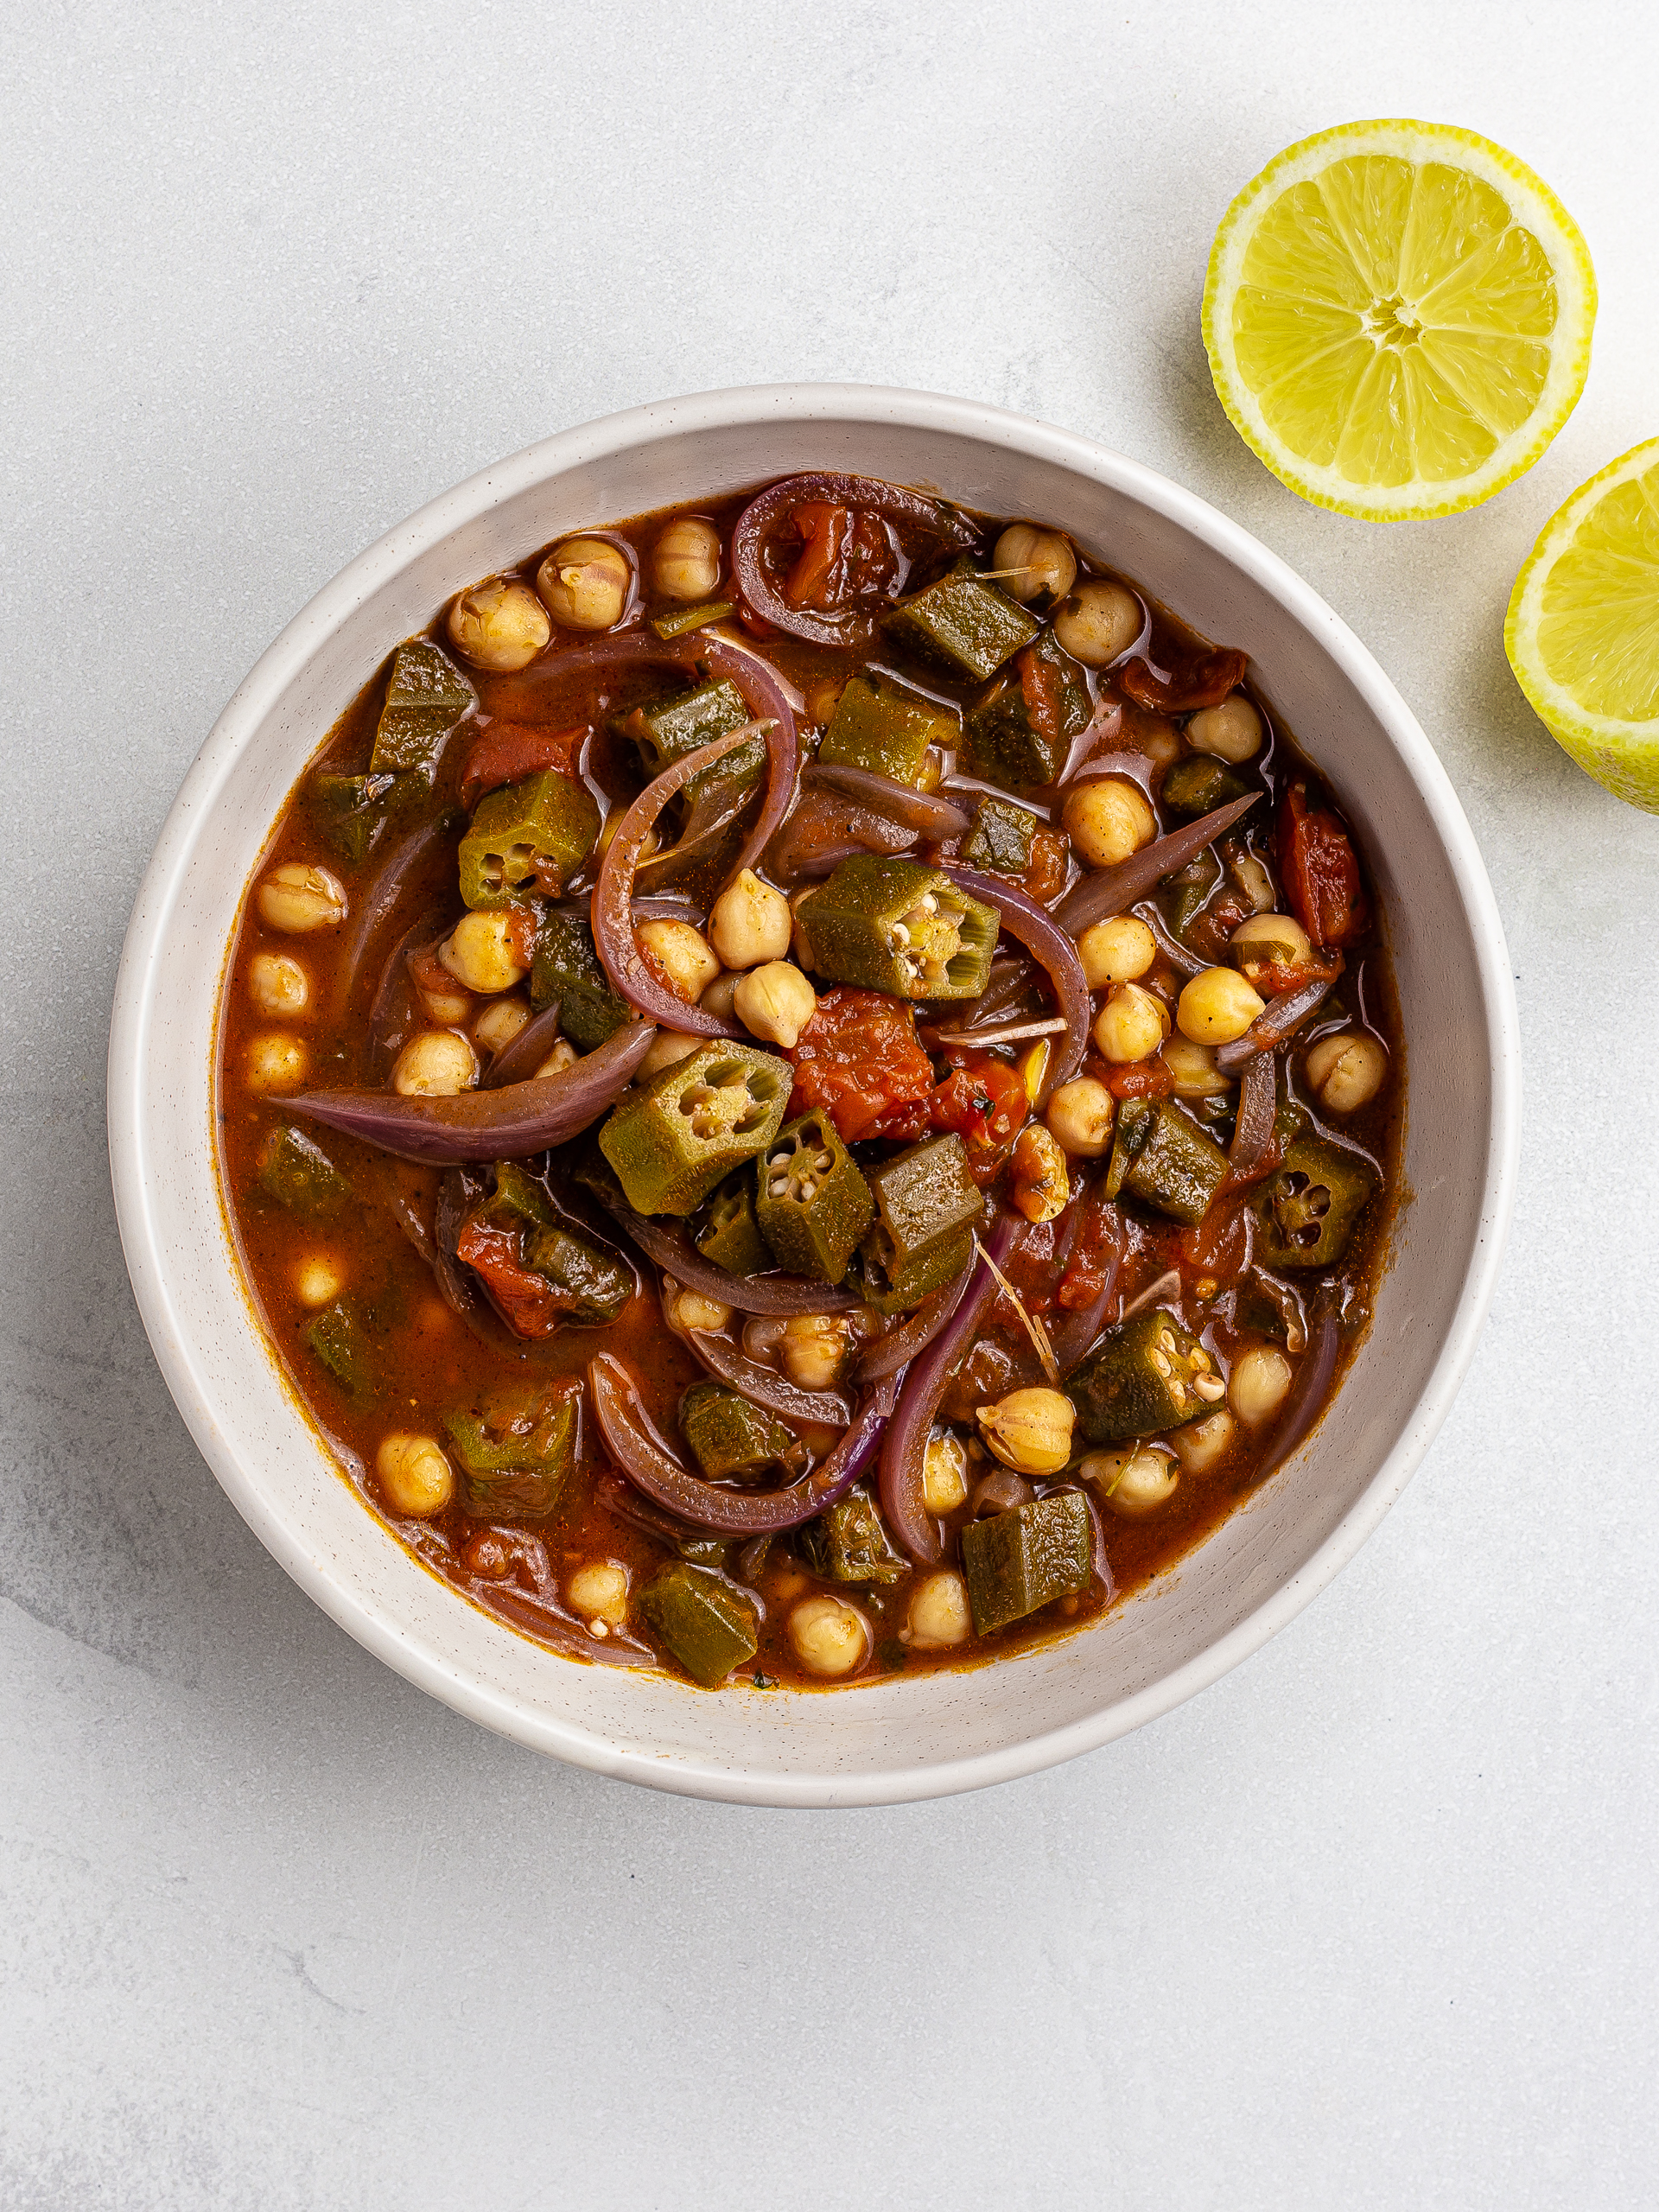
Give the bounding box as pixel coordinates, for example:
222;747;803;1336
106;381;1521;1805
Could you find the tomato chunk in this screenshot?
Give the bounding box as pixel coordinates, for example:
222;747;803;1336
461;721;588;811
784;502;900;613
454;1214;562;1338
1276;781;1370;948
927;1047;1028;1183
1118;645;1248;715
787;988;936;1143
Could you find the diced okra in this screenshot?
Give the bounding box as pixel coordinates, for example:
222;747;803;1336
1162;849;1224;940
679;1381;798;1483
1105;1097;1228;1226
1162;755;1252;820
859;1221;975;1314
457;769;601;908
639;1562;758;1686
1065;1309;1215;1439
962;795;1039;874
302;1300;376;1397
474;1160;634;1322
798;856;999;1001
865;1134;981;1270
753;1109;874;1284
962;632;1090;789
598;1041;791;1216
959;1491;1092;1633
886;560;1039;681
651;600;737;640
817;672;958;786
311;770;399;864
443;1379;579;1522
530;912;630;1047
1254;1132;1378;1270
369;638;475;781
257;1123;350;1215
614;678;763;804
798;1486;906;1586
692;1171;772;1277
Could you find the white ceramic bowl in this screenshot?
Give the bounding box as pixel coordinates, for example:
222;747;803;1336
108;385;1519;1806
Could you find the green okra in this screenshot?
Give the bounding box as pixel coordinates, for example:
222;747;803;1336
679;1381;798;1484
639;1562;758;1686
886;560;1039;682
797;856;999;1001
962;632;1090;789
1254;1131;1378;1270
597;1041;791;1216
369;638;474;781
530;912;630;1048
959;1491;1092;1634
753;1109;874;1285
1161;754;1252;821
1065;1308;1217;1440
859;1221;975;1315
798;1486;906;1586
962;795;1039;874
692;1171;772;1277
614;678;763;804
302;1299;376;1398
443;1380;579;1522
310;770;399;865
257;1124;350;1215
1104;1097;1228;1227
458;769;600;908
817;672;958;786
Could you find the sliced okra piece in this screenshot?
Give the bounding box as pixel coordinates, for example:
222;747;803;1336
521;1223;633;1324
302;1299;376;1398
798;1485;906;1586
692;1170;772;1277
257;1123;350;1215
817;671;958;786
798;855;998;1001
458;768;601;908
310;770;400;864
639;1561;758;1686
1254;1131;1378;1270
865;1133;981;1271
530;912;630;1047
859;1221;975;1315
1104;1097;1227;1226
962;794;1039;874
753;1109;874;1284
1162;754;1252;821
443;1379;579;1522
1065;1308;1217;1440
1161;848;1224;940
651;599;737;640
960;1491;1092;1634
679;1380;798;1484
613;677;764;805
597;1040;791;1216
886;559;1039;682
962;632;1090;789
369;637;474;780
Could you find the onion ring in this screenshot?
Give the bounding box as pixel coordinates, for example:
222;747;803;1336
732;472;979;647
1055;794;1260;936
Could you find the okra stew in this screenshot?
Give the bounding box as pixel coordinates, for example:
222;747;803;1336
217;476;1402;1692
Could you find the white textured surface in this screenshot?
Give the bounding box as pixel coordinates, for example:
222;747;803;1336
3;2;1656;2204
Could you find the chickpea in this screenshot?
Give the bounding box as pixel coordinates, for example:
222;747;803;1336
1046;1077;1116;1159
1063;776;1156;868
534;1040;579;1077
734;961;817;1050
922;1432;969;1515
639;918;721;1002
1229;1344;1294;1427
1169;1409;1236;1474
1084;1444;1179;1517
447;576;551;671
1229;851;1275;914
567;1559;630;1627
709;869;791;969
700;973;739;1019
1230;911;1311;976
788;1593;872;1678
416;971;474;1027
1304;1030;1389;1113
439;912;530;996
536;537;633;632
392;1029;478;1096
1161;1035;1230;1097
473;996;531;1054
639;1029;702;1079
993;521;1077;604
1186;695;1263;764
246;1033;308;1091
1093;982;1170;1064
257;861;347;935
667;1283;733;1333
907;1570;972;1649
1177;966;1265;1045
247;950;310;1017
780;1313;849;1391
376;1433;455;1519
652;516;721;601
1077;914;1155;988
976;1388;1075;1476
804;676;845;729
1052;578;1141;667
1010;1123;1071;1220
294;1253;344;1307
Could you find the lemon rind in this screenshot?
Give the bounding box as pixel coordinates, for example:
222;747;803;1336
1203;118;1598;522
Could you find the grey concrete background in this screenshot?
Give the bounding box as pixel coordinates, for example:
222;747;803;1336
4;3;1656;2205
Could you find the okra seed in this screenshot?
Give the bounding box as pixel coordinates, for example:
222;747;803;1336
788;1594;872;1677
248;950;310;1016
246;1033;308;1091
257;861;348;935
392;1029;478;1097
1053;578;1142;668
992;522;1077;605
907;1570;973;1649
447;576;551;671
536;537;633;632
1186;695;1264;764
1193;1374;1227;1402
1150;1351;1172;1377
1159;1330;1176;1351
651;516;722;602
375;1433;455;1519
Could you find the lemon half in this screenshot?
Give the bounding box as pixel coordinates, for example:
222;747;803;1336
1506;439;1659;812
1204;120;1596;520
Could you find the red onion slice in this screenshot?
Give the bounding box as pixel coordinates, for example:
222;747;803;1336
804;761;971;839
1213;972;1338;1072
854;1269;974;1383
684;1328;851;1427
697;633;801;879
1055;795;1260;935
1226;1051;1278;1181
1047;1202;1124;1374
481;999;564;1089
589;1351;895;1534
330;817;452;1026
584;1181;863;1315
731;473;980;646
1255;1301;1341;1480
939;864;1090;1100
432;1167;527;1351
289;1018;657;1165
878;1213;1028;1565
